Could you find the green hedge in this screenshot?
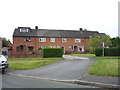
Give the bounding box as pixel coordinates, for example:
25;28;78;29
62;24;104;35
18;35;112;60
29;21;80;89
94;47;102;56
95;47;120;56
43;48;63;58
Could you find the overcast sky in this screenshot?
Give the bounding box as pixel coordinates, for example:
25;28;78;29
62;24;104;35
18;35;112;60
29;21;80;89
0;0;119;42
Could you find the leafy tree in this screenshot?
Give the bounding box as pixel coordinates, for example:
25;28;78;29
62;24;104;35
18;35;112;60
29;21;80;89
0;37;9;47
88;35;112;53
111;37;120;47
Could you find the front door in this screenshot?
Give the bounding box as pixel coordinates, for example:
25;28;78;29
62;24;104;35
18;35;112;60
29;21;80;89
72;45;78;52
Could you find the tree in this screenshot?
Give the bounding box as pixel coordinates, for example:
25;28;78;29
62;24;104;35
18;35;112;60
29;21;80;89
1;38;9;47
111;37;120;47
88;35;112;53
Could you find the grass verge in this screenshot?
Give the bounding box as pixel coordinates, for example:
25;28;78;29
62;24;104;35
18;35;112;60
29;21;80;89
70;53;119;59
8;60;58;70
70;53;95;57
8;57;64;61
87;59;119;77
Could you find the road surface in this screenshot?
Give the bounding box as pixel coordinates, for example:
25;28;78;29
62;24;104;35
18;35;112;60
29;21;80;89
2;74;95;88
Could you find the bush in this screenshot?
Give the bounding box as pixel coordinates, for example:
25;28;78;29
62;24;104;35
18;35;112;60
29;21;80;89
95;47;102;56
43;48;63;58
95;47;119;56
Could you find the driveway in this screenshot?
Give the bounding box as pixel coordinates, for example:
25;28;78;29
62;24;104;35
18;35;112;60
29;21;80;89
8;55;95;80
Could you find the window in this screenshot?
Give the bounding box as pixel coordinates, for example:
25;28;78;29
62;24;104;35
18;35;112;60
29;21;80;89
24;38;31;42
62;38;67;42
28;46;34;51
39;38;46;42
57;46;60;48
78;46;84;51
49;46;52;48
16;45;24;52
53;46;56;48
16;46;19;51
75;39;81;43
20;28;29;32
50;38;55;42
19;45;24;51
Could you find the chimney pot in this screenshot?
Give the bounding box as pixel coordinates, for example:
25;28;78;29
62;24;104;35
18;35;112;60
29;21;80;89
79;28;83;31
35;26;38;29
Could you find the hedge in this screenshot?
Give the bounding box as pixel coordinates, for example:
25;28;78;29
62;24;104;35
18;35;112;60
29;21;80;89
95;47;120;56
42;48;63;58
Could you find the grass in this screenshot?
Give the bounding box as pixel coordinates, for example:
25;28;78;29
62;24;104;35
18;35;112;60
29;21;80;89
8;57;64;61
8;60;58;70
70;53;119;59
70;53;95;57
87;59;119;77
96;56;119;59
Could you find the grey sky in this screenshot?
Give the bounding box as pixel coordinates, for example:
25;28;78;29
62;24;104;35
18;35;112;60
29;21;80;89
0;0;118;42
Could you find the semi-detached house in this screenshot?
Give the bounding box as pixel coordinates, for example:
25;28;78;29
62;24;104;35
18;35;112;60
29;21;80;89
12;26;105;55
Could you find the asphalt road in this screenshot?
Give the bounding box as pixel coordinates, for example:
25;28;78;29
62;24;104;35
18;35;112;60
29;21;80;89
9;57;95;80
2;74;95;88
9;60;93;80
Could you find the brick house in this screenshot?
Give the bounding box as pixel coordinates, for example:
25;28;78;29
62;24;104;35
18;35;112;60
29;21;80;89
12;26;105;55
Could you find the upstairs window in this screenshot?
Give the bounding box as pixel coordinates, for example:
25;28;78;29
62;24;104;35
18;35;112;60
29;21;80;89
39;38;46;42
62;38;67;42
20;28;29;32
50;38;55;42
75;39;81;43
24;38;31;42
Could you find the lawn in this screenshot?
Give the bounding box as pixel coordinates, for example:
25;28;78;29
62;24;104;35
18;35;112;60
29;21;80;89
70;53;95;57
8;60;58;70
87;59;119;77
71;53;119;59
8;57;64;61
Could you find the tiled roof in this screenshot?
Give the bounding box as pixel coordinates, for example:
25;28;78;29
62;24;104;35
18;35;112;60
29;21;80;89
13;27;105;38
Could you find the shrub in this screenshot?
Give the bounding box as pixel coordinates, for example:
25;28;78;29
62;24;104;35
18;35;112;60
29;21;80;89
32;51;35;54
95;47;119;56
43;48;63;58
95;47;102;56
38;47;42;50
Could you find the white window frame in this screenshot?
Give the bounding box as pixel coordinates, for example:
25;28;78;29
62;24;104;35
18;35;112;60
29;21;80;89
75;39;81;43
49;46;52;48
53;46;56;48
50;38;55;42
78;46;84;51
39;38;46;42
57;46;60;48
20;28;29;32
62;38;67;42
24;38;31;42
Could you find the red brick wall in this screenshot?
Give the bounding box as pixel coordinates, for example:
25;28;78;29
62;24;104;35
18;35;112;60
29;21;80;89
12;37;89;54
9;54;43;58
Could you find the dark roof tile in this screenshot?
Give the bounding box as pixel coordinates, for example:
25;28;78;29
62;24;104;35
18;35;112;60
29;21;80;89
13;27;106;38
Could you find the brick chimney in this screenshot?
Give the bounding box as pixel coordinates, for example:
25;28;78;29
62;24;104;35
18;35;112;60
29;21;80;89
79;28;83;31
79;28;83;33
35;26;38;29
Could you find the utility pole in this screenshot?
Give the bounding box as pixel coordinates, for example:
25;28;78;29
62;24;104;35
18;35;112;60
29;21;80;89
102;42;104;57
